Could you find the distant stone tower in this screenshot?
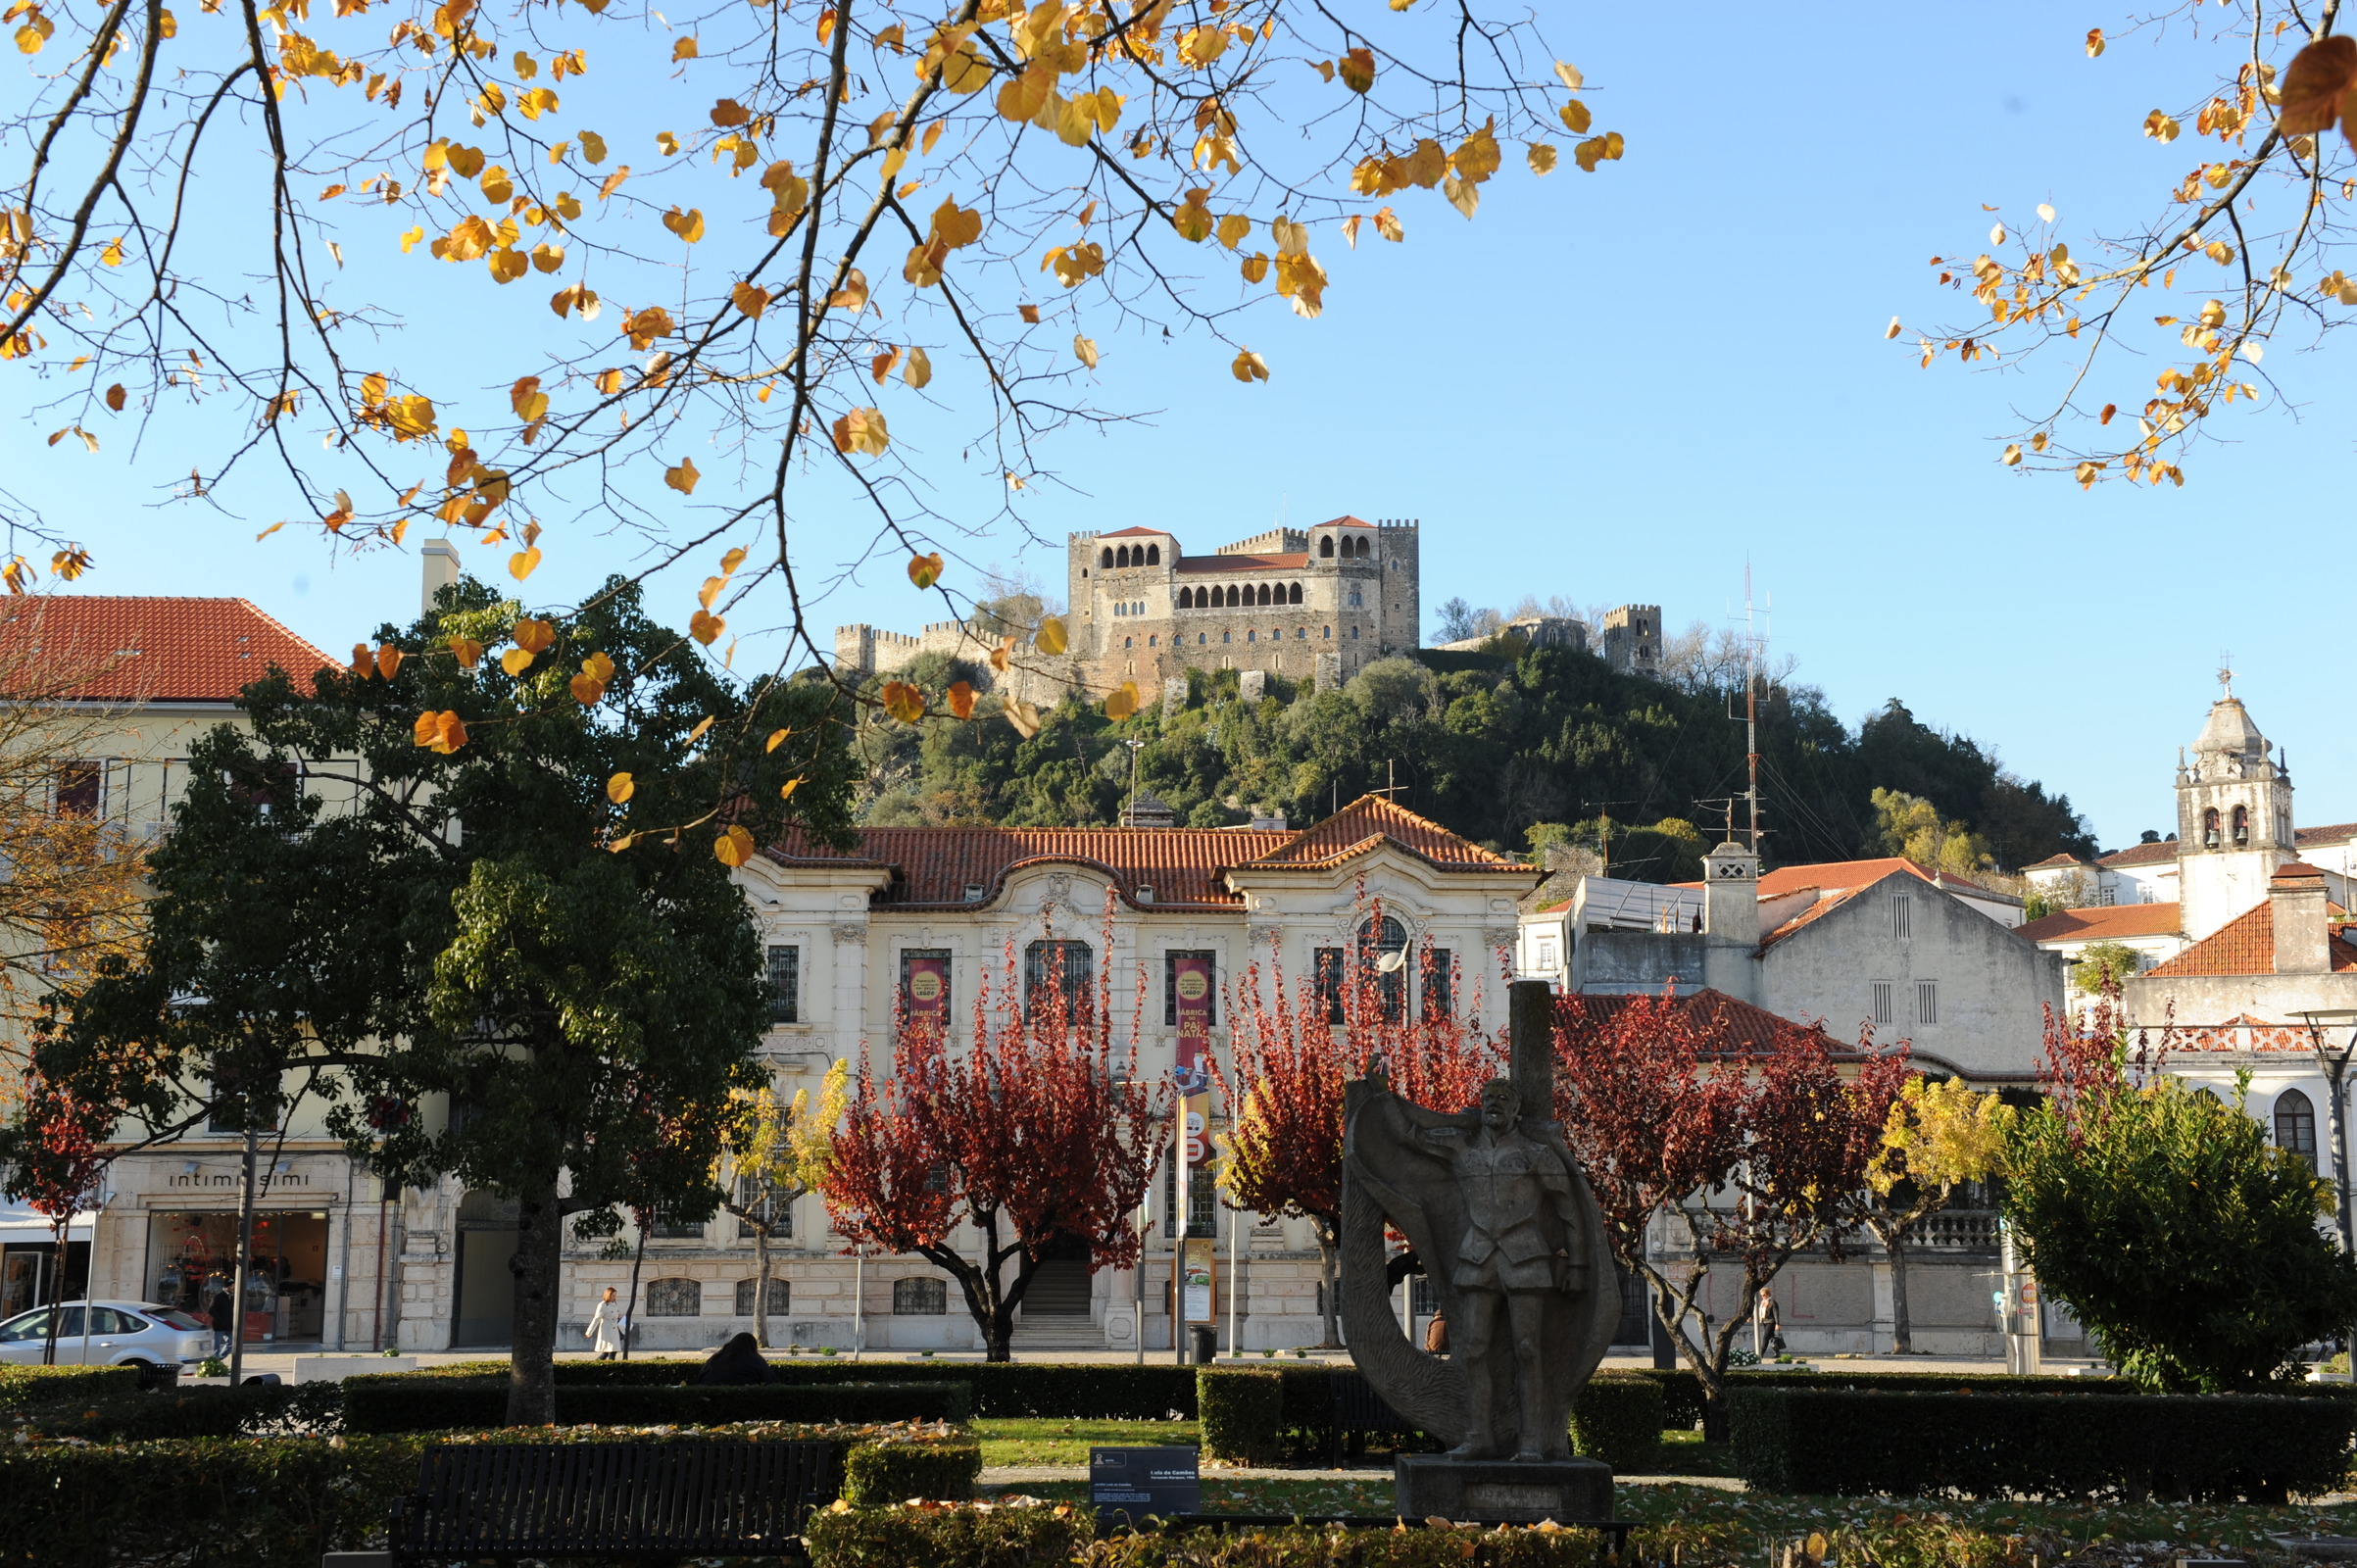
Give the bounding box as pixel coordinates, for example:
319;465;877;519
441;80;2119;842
1598;606;1661;676
2176;678;2294;942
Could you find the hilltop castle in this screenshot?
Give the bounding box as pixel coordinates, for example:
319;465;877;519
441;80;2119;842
837;514;1421;697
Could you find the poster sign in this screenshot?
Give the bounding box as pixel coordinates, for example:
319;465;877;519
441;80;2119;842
902;952;949;1030
1090;1446;1201;1526
1172;955;1212;1093
1182;1236;1216;1323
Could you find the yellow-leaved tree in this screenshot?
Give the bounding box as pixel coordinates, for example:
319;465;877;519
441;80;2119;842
1849;1075;2012;1354
716;1058;847;1349
0;0;1621;738
1906;14;2357;490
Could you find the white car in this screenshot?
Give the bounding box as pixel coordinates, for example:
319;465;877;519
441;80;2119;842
0;1299;216;1371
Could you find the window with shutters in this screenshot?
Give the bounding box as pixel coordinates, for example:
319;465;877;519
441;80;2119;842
1892;896;1913;941
1871;982;1893;1027
1916;981;1939;1027
765;945;800;1024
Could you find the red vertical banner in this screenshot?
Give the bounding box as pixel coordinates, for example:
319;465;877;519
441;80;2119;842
1172;954;1212;1090
902;951;949;1036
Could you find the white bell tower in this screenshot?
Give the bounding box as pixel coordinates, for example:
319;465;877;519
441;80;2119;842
2176;665;2293;942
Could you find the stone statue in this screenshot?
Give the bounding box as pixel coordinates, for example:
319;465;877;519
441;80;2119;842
1339;981;1620;1520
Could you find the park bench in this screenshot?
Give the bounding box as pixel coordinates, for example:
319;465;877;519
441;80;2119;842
340;1439;839;1566
1325;1368;1422;1464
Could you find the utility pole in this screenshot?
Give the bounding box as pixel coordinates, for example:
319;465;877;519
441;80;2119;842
1580;799;1640;879
1743;567;1769;854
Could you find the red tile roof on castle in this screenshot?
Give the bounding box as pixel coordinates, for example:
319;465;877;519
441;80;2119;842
767;795;1528;908
2015;903;2184;944
2142;898;2357;977
1173;554;1310;572
0;595;336;703
1096;526;1173;538
1556;989;1858;1057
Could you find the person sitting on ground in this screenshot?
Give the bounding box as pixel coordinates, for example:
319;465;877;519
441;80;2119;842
697;1330;774;1385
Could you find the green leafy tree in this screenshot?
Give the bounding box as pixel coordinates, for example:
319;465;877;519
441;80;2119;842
2004;1003;2357;1391
2070;940;2144;995
31;575;856;1423
717;1061;847;1349
1870;786;1992;876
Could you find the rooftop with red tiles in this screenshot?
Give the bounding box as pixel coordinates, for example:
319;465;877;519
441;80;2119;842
2142;899;2357;977
2015;903;2185;944
0;595;336;704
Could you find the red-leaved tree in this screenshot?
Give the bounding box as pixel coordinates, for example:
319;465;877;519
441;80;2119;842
3;1070;113;1366
823;910;1168;1362
1216;899;1506;1348
1554;989;1909;1436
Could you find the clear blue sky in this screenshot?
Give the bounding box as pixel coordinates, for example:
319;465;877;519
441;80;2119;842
5;1;2346;853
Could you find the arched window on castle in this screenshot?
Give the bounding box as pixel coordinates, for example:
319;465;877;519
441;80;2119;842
1146;543;1160;565
1100;547;1113;568
1354;536;1371;559
1254;584;1269;607
2233;805;2249;846
1319;535;1335;558
1289;583;1302;605
1116;545;1132;568
2203;808;2221;848
1177;587;1193;609
1225;585;1241;608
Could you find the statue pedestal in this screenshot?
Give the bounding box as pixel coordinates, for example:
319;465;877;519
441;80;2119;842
1394;1454;1613;1524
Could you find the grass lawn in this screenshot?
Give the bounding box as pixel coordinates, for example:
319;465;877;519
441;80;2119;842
1647;1428;1736;1478
975;1417;1202;1467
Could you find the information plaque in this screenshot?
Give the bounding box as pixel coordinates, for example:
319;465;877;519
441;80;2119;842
1089;1446;1201;1527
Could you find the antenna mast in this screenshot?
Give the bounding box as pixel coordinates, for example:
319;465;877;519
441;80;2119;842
1743;565;1768;854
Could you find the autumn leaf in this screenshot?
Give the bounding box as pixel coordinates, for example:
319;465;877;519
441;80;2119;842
947;679;976;719
665;457;701;494
450;635;484;668
714;824;756;866
731;280;770;318
1527;142;1557;175
607;770;634;804
1231;347;1270;383
831;408;889;455
1035;615;1068;655
1073;334;1100;369
104;383;126;412
514;616;557;653
1004;699;1042;738
908;552;944;588
581;650;614;683
1105;681;1139;720
2085;26;2104;57
827;269;870;312
569;672;606;704
509;546;543;580
881;680;925;723
672;34;697;62
766;727;791;752
2280;37;2357;141
690;610;724;645
579;129;608;163
414;710;468;754
662;207;706;243
501;648;534;676
904;347;932;388
1338;47;1374;92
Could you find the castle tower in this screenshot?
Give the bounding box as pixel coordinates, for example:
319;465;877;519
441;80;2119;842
2176;675;2294;942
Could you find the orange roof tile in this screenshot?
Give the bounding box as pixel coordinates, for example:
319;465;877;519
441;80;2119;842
1754;858;1990;901
1757;883;1869;950
2098;840;2179;868
2016;903;2184;944
2142;900;2357;977
1557;989;1863;1058
0;595;335;704
1096;526;1173;538
768;795;1526;908
1236;795;1529;874
1174;554;1310;573
2297;822;2357;846
2028;852;2092;869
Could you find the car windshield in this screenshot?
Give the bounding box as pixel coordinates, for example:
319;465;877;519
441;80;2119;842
0;1309;50;1342
144;1308;209;1331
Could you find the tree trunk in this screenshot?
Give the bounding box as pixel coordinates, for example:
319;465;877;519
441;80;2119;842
621;1222;647;1361
1889;1231;1913;1354
753;1223;771;1350
1315;1216;1342;1348
505;1180;564;1427
41;1219;67;1367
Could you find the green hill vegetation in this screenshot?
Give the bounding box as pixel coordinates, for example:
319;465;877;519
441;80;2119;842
845;643;2095;880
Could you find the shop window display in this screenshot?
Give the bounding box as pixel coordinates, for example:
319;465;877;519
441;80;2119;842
146;1211;329;1345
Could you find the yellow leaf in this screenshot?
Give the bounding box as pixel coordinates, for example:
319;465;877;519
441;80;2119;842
665;457;701;493
450;636;484;668
1554;61;1583;90
672;34;697;61
908;552;944;588
1216;214;1252;250
99;237;125;267
510;546;542;579
719;547;746;574
1073;334;1099;369
2085;26;2104;56
947;680;976;719
830;407;889;455
501;647;533;676
827;269;870;312
1374;208;1402;243
569;673;605;704
479;165;514;203
510;375;548;420
2001;443;2023;466
1558;99;1591;134
1338;47;1373;92
731;280;770;318
598;166;629;201
1231;346;1269;383
881;680;925;723
690;610;724;645
609;833;635;854
1004;699;1042;738
714;824;756;866
1241;253;1268;283
1035;615;1068;656
689;715;715;746
1104;681;1139;720
413;710;468;754
515;616;557;653
766;727;791;753
580;129;608;163
904;346;932;388
662;206;706;243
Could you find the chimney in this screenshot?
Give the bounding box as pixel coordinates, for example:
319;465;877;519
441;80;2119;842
1701;841;1760;948
2271;861;2330;974
421;538;461;615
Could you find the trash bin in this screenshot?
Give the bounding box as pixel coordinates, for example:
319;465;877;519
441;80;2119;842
1189;1325;1217;1364
138;1363;181;1393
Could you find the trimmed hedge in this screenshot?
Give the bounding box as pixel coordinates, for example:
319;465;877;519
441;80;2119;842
1197;1368;1283;1465
807;1501;1090;1568
1731;1384;2357;1501
843;1439;984;1505
363;1357;1200;1418
1570;1375;1662;1473
1631;1368;1705;1430
0;1363;139;1410
341;1374;969;1434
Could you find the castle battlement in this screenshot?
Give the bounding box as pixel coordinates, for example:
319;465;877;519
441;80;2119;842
1217;528;1310;557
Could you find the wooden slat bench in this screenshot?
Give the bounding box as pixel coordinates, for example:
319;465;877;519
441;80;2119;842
378;1440;840;1565
1326;1369;1422;1464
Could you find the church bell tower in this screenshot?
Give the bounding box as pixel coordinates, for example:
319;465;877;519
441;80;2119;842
2176;668;2294;942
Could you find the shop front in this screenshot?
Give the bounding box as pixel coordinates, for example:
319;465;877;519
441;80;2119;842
144;1210;331;1345
0;1206;90;1320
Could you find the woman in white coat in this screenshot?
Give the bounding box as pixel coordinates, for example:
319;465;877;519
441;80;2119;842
586;1286;625;1360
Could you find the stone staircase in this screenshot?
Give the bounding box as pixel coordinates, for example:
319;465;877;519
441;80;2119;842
1008;1258;1104;1351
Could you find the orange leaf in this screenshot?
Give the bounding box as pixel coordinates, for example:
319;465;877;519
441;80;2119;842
414;710;469;754
501;647;534;676
376;643;405;679
514;616;557;653
947;679;976;719
690;610;724;645
714;824;756;866
665;457;701;494
450;636;484;668
881;680;925;723
569;673;606;704
2279;35;2357;137
908;552;943;588
510;546;543;579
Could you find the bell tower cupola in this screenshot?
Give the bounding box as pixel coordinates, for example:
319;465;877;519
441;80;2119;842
2176;665;2293;942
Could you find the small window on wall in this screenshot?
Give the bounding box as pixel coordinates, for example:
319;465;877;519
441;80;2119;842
766;945;800;1025
54;763;101;818
1892;896;1913;941
1916;980;1939;1026
1164;1163;1217;1238
735;1178;793;1239
734;1277;789;1316
648;1209;705;1241
2277;1088;2319;1165
894;1277;948;1314
644;1278;702;1316
1024;940;1093;1007
1871;982;1893;1027
1421;952;1454;1018
1313;947;1345;1024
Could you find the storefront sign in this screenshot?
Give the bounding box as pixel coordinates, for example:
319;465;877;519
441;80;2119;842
1091;1446;1200;1526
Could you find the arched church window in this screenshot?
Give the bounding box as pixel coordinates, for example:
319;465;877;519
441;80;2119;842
1147;544;1160;565
1256;583;1272;607
2276;1089;2318;1166
1355;536;1371;558
2233;805;2249;846
1319;536;1335;558
1117;545;1132;568
2203;808;2221;849
1176;588;1191;609
1226;585;1241;608
1101;548;1113;568
1289;583;1303;605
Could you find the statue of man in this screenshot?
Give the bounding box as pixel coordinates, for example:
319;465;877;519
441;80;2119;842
1413;1075;1591;1461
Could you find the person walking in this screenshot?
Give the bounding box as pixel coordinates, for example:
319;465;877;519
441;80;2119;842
207;1278;235;1360
586;1287;624;1360
1754;1286;1786;1357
